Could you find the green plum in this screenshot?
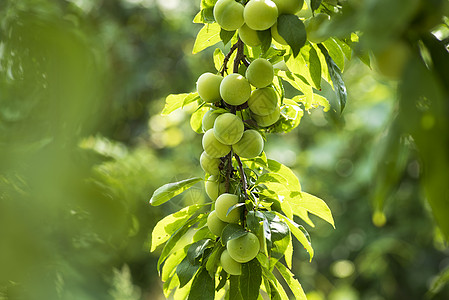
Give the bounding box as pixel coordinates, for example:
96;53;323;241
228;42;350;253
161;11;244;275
244;0;279;31
304;13;330;44
220;249;242;275
202;109;220;132
215;193;241;223
238;24;261;47
271;0;304;15
200;151;221;175
213;0;245;31
297;1;312;18
253;105;280;127
196;73;223;103
271;22;288;45
207;210;228;236
227;232;260;263
232;130;264;159
220;73;251;106
213;113;245;145
205;175;226;201
202;129;231;158
248;87;278;116
246;58;274;88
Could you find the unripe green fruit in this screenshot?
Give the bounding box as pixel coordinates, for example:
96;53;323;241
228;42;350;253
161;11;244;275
227;232;260;263
232;130;264;159
297;2;312;18
246;58;274;88
200;151;221;175
374;40;411;80
304;13;330;44
271;22;288;45
213;113;245;145
207;210;228;236
196;73;223;103
244;0;278;31
271;0;304;15
203;129;231;158
213;0;245;31
238;24;261;47
220;249;242;275
220;73;251;106
253;105;280;127
202;109;220;132
205;175;226;201
248;87;278;116
215;193;241;223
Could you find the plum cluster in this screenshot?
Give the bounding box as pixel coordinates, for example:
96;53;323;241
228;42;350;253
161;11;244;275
196;57;283;275
214;0;331;46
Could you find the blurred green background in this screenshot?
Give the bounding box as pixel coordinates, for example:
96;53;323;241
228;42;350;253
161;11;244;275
0;0;448;299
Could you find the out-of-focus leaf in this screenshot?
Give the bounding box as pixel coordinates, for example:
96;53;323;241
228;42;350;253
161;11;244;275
190;105;209;133
161;93;197;116
193;23;221;54
149;177;203;206
323;38;345;71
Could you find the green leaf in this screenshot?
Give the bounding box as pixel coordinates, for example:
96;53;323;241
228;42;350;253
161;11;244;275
300;192;335;228
161;246;189;282
161;93;192;116
206;244;224;277
187;239;214;264
277;15;307;57
301;43;322;89
323;38;345;71
311;0;322;11
187;267;215;300
240;259;262;300
317;44;347;113
284;232;293;269
190;105;209;133
274;212;314;261
149;177;203;206
151;204;205;252
229;275;243;300
277;70;314;110
193;23;222;54
177;256;200;288
275;262;307;300
221;224;247;245
261;265;289;299
257;29;272;54
213;48;225;72
272;98;304;133
220;28;235;46
158;213;206;272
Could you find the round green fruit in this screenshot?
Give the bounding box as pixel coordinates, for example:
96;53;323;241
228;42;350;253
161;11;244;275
271;22;288;45
246;58;274;88
200;151;221;175
207;210;228;236
220;73;251;106
220;249;242;275
215;193;241;223
196;73;223;103
304;13;330;44
253;105;280;127
238;24;261;47
244;0;278;31
203;129;231;158
297;1;312;18
202;109;220;132
205;175;226;201
213;113;245;145
213;0;245;31
271;0;304;15
227;232;260;263
232;130;264;159
248;87;278;116
374;40;411;80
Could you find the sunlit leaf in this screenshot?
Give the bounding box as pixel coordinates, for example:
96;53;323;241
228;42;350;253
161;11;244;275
277;15;307;57
275;262;307;300
300;192;335;228
240;259;262;300
187;267;215;300
193;23;221;54
149;177;203;206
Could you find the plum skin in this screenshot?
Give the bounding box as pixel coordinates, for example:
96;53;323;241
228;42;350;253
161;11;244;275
232;130;264;159
215;193;241;223
246;58;274;88
207;210;228;236
248;87;278;116
227;232;260;263
200;151;221;175
202;129;231;158
244;0;279;31
220;73;251;106
196;73;223;103
220;249;242;275
213;113;245;145
213;0;245;31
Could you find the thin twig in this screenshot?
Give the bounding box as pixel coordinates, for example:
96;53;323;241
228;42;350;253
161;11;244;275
234;154;248;199
221;42;239;76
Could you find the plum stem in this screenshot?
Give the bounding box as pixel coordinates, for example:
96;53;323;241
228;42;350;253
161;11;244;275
234;154;248;200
